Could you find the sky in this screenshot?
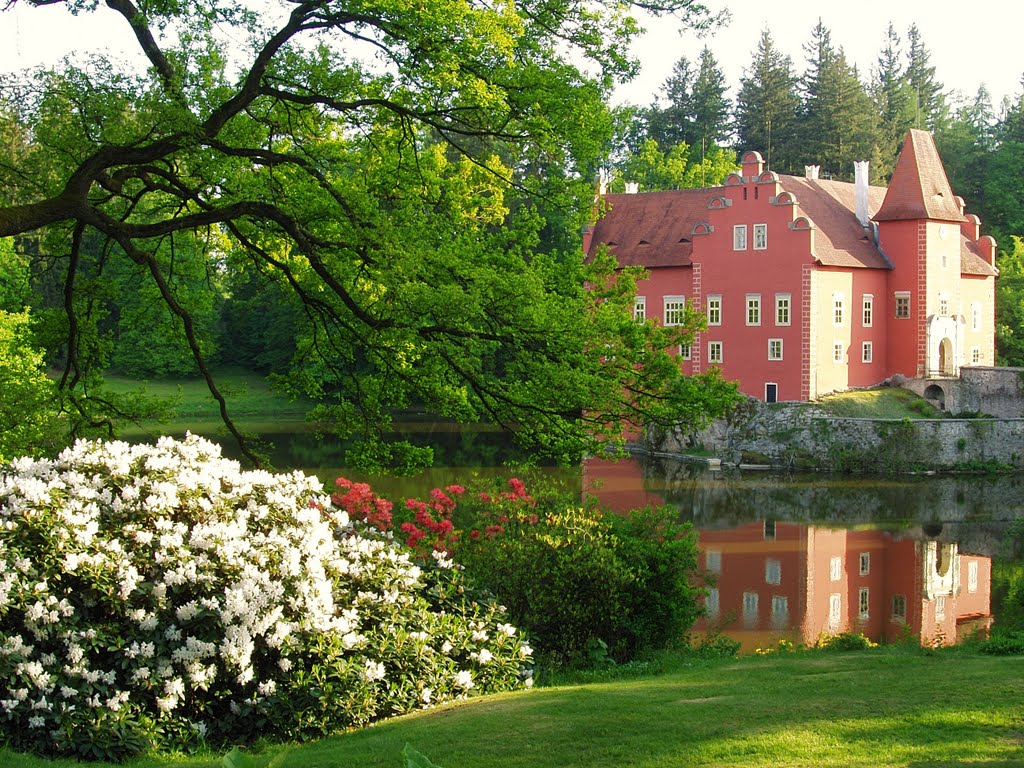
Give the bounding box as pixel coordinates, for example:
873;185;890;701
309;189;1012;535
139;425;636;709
1;0;1022;112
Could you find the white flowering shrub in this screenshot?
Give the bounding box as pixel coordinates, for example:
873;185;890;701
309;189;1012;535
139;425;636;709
0;435;532;760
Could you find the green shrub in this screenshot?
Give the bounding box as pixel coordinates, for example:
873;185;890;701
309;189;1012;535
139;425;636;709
0;436;532;761
814;632;879;651
977;631;1024;656
335;478;703;667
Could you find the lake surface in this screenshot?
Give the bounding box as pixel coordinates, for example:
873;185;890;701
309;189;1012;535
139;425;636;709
186;422;1023;651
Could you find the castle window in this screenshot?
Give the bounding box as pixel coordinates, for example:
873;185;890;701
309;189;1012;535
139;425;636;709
833;342;845;363
968;561;978;593
972;303;981;332
771;596;789;627
859;552;870;576
862;294;873;327
679;343;692;360
936;595;946;620
743;591;759;625
830;556;842;581
892;594;907;621
768;338;783;361
708;341;723;364
753;223;768;250
746;294;761;326
707;295;722;325
939;294;949;316
862;341;873;363
705;549;722;573
765;558;782;585
705;588;720;617
859;587;870;619
775;293;791;326
829;593;842;627
833;293;845;326
663;296;685;326
633;296;646;322
895;291;911;319
733;224;748;251
972;347;982;364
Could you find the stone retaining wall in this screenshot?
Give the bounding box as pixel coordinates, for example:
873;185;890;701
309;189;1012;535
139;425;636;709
649;399;1024;473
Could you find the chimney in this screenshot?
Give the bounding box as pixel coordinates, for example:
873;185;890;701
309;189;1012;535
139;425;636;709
804;165;820;180
854;161;870;228
624;182;639;194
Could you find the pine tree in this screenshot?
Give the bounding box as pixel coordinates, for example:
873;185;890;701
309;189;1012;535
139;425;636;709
735;28;800;173
647;57;696;151
798;20;880;180
905;24;948;132
871;23;916;175
689;47;732;148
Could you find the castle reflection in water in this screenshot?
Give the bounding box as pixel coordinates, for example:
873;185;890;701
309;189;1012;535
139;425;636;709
582;455;1003;650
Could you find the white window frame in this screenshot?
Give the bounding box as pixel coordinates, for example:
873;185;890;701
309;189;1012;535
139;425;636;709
742;591;759;624
765;558;781;585
771;595;788;627
708;341;723;364
858;587;870;619
707;295;722;326
705;587;720;617
936;595;946;620
895;291;911;319
830;556;842;581
892;594;907;621
705;549;722;574
833;341;845;364
859;552;870;576
768;338;783;361
939;293;949;317
753;223;768;250
633;296;646;322
775;293;791;326
862;294;873;327
862;341;873;364
679;343;692;361
746;294;761;326
968;561;978;593
972;347;982;364
972;303;981;332
829;593;842;628
833;293;845;326
663;295;685;326
733;224;748;251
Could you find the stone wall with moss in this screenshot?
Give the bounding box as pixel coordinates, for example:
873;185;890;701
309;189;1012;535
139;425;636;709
648;399;1024;473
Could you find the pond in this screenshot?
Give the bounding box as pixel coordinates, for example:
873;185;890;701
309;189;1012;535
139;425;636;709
177;420;1023;652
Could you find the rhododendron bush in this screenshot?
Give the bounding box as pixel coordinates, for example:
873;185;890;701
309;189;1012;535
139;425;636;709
0;436;532;760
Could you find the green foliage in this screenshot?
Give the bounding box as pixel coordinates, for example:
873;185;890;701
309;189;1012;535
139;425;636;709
995;236;1024;366
0;0;724;469
0;310;63;462
813;632;880;651
0;436;532;761
611;139;738;192
976;630;1024;656
332;477;703;667
454;487;701;665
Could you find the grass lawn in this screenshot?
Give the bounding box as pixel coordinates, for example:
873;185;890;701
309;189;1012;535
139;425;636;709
103;367;311;436
814;387;943;420
4;648;1021;768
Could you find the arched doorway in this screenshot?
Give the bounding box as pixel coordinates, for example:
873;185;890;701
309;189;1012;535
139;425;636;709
938;337;955;376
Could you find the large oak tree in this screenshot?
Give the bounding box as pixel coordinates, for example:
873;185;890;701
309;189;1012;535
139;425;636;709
0;0;738;468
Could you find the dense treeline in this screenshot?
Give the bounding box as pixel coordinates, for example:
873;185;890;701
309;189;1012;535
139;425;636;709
606;21;1024;364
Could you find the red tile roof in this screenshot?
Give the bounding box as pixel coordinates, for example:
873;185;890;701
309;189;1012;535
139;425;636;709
962;237;998;276
776;176;891;269
874;129;967;223
587;189;717;267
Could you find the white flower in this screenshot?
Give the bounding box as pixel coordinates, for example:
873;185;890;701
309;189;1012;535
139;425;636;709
420;687;432;704
497;623;517;637
28;715;45;728
520;643;533;658
361;660;386;682
453;670;474;689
